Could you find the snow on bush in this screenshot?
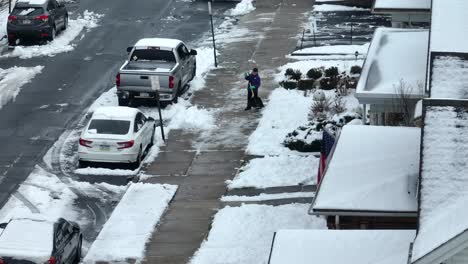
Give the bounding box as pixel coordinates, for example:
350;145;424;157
227;0;256;16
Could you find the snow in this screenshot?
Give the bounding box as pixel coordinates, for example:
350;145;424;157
227;155;318;189
3;11;103;59
17;0;46;4
270;229;416;264
0;219;54;263
314;4;369;12
373;0;430;10
0;66;43;109
221;192;315;202
430;56;468;99
191;47;217;91
312;125;420;213
247;88;312;155
83;183;177;263
92;106;139;120
292;43;369;55
74;167;138;176
164;100;216;130
414;99;423;119
356;28;427;102
411;105;468;263
189;204;326;264
134;38;182;49
227;0;255;16
276;59;363;83
430;0;468;54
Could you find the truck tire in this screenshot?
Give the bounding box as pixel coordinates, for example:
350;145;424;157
118;97;129;106
189;64;196;81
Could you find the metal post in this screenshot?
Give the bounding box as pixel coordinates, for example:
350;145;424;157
9;0;11;13
313;26;317;47
300;29;305;50
208;1;218;67
350;23;353;45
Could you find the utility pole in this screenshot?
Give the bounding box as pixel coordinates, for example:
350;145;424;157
208;1;218;67
350;23;353;45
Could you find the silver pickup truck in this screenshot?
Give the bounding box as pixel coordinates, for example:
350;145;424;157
116;38;197;106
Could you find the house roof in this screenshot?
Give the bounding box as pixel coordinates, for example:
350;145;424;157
430;0;468;54
372;0;430;13
311;125;420;216
429;54;468;99
355;28;427;104
269;229;415;264
411;99;468;264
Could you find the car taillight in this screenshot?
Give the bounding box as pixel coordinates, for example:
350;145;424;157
48;256;57;264
117;140;134;149
35;15;49;22
0;257;5;264
168;76;174;89
79;138;93;148
7;15;17;22
116;73;121;88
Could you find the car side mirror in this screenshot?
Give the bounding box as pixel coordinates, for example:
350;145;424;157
126;47;133;53
190;49;197;56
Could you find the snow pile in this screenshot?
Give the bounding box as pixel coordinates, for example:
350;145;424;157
247;88;312;155
227;0;255;16
189;204;326;264
0;66;43;109
191;47;216;91
74;167;138;176
4;11;103;59
314;4;369;12
166;101;216;130
430;55;468;99
411;106;468;262
83;183;177;263
292;43;370;55
221;192;315;202
270;229;416;264
227;155;318;189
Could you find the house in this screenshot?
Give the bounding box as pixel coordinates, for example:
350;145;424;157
268;229;415;264
372;0;430;28
355;27;427;126
309;125;420;229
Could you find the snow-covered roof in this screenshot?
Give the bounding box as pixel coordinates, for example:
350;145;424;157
16;0;47;5
92;106;139;120
429;55;468;99
411;100;468;264
0;218;54;263
356;28;427;103
269;229;415;264
312;125;420;215
134;38;182;49
373;0;430;11
430;0;468;54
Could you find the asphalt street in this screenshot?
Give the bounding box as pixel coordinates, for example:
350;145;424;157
0;0;235;208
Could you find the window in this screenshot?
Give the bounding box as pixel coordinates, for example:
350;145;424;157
130;49;176;62
134;113;145;132
88;120;131;135
12;7;44;16
177;44;189;60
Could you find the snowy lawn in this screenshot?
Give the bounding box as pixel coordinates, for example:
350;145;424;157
292;43;369;55
189;204;326;264
314;4;369;12
247;88;312;156
0;66;43;109
2;11;103;59
276;59;363;82
83;183;177;263
227;155;319;189
221;192;315;202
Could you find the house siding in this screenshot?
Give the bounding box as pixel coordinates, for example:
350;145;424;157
445;247;468;264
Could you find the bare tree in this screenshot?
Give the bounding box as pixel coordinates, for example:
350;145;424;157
393;79;424;126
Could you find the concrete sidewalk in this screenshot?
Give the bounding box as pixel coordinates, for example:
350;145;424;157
142;0;314;263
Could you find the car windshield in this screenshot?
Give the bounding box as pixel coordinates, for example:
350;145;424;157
130;49;176;62
88;120;130;135
12;7;44;16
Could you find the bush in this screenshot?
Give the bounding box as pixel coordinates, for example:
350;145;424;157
280;80;298;89
312;96;332;115
319;77;338;90
298;79;316;90
306;68;323;80
332;96;346;114
350;65;362;75
325;66;339;77
285;68;295;77
290;70;302;81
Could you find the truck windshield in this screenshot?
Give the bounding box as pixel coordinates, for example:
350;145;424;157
88;120;131;135
130;49;176;63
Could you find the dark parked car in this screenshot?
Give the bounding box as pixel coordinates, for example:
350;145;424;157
0;217;82;264
7;0;68;46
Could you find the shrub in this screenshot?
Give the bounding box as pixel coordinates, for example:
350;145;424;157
298;79;315;90
332;96;346;114
280;80;298;89
319;77;338;90
290;70;302;81
285;68;295;77
312;96;332;115
306;68;323;80
350;65;362;75
325;66;339;77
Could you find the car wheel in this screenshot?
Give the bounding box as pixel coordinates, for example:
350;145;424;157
49;26;56;41
132;148;142;170
78;160;88;168
172;82;181;104
118;97;129;106
8;38;17;47
63;16;68;30
74;236;82;264
189;64;196;81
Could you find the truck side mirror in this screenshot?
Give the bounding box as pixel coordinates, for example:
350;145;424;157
126;47;133;53
190;49;197;56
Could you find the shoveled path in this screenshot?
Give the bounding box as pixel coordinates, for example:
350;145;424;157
142;0;314;263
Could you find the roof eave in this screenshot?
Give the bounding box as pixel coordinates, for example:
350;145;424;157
372;8;430;14
412;230;468;264
311;208;417;217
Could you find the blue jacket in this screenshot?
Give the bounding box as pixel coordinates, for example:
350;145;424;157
245;74;261;89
